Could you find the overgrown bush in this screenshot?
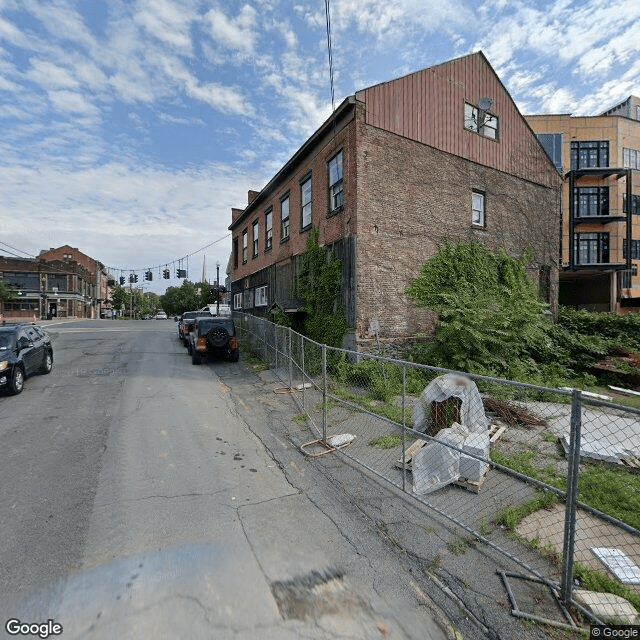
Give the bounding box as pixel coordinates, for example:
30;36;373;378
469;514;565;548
405;240;640;389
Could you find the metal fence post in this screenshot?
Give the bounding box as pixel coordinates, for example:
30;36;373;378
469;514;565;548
288;328;293;390
322;344;327;442
561;388;582;605
402;362;407;493
301;335;306;412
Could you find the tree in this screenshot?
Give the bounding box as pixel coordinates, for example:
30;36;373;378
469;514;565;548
405;240;550;376
0;281;17;302
111;284;128;311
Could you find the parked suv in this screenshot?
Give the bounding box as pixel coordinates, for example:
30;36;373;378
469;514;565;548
177;310;211;344
0;323;53;395
187;317;239;364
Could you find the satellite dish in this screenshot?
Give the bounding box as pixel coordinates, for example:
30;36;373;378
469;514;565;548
478;97;494;111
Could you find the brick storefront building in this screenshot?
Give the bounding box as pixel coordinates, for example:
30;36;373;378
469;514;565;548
229;52;561;350
0;245;112;320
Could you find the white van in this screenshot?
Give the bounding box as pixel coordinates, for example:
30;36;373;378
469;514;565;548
200;304;231;317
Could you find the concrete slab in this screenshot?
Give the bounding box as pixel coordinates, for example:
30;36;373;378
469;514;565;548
574;589;640;624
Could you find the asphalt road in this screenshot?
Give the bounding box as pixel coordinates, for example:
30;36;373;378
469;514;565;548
0;320;452;640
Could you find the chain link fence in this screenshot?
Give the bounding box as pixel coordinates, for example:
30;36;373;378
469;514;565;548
235;312;640;626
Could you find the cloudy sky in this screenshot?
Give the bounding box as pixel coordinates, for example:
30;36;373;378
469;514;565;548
1;0;639;293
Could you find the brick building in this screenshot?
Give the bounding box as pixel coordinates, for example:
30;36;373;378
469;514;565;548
0;245;112;320
527;96;640;312
229;52;561;350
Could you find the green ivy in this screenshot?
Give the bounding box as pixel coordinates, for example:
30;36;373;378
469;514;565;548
295;229;349;347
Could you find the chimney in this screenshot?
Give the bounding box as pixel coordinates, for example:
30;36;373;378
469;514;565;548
248;190;260;205
231;208;244;223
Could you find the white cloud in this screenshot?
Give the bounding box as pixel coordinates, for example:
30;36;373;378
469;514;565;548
134;0;196;55
205;5;258;54
27;59;79;90
48;90;100;116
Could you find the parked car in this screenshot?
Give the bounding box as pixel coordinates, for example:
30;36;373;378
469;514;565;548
187;316;239;364
178;310;212;344
0;323;53;395
155;311;168;320
199;304;232;317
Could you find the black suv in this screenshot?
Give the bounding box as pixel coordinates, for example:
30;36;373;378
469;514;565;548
187;317;239;364
178;310;211;344
0;323;53;395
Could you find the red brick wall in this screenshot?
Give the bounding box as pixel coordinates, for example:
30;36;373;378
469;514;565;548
354;115;559;346
231;109;358;283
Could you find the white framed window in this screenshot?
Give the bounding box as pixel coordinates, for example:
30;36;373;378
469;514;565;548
301;175;312;229
242;229;248;263
252;220;259;257
234;292;243;309
464;102;499;140
472;191;485;226
281;194;290;240
255;285;268;307
265;209;273;250
328;151;343;212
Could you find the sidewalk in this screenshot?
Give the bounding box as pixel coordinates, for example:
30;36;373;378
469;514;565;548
217;364;576;640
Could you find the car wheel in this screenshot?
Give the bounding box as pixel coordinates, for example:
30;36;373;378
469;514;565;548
40;351;53;374
207;327;229;348
191;351;201;365
9;366;24;395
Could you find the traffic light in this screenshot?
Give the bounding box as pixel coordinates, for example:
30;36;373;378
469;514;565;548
119;276;125;285
129;274;135;283
163;269;170;279
145;271;153;281
134;274;138;283
177;269;187;278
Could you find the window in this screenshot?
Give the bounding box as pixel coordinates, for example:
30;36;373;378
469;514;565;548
265;209;273;250
233;237;238;269
570;141;609;169
48;274;68;292
234;293;242;309
243;289;254;308
574;187;609;217
328;151;344;213
537;133;563;173
623;194;640;215
623;148;640;170
242;229;248;263
252;220;259;257
464;102;499;140
472;191;485;226
301;175;312;229
623;239;640;260
574;232;609;265
255;285;268;307
280;194;290;241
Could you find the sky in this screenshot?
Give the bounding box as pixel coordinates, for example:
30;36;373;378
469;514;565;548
1;0;639;294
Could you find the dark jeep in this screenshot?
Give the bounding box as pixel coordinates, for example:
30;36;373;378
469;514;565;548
187;317;239;364
0;322;53;395
178;310;211;344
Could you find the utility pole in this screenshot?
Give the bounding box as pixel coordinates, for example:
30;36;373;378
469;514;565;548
216;261;220;316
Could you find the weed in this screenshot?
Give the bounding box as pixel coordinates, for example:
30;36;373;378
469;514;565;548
496;491;558;530
479;515;490;537
573;561;640;611
448;535;469;556
292;414;308;428
427;555;442;571
369;435;406;449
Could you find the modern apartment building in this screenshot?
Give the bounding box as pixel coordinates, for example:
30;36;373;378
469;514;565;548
527;96;640;312
230;52;561;350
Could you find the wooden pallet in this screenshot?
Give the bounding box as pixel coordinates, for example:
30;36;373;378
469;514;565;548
621;455;640;469
453;471;488;494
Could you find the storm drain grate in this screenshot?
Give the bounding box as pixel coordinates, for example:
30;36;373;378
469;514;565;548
270;568;364;621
